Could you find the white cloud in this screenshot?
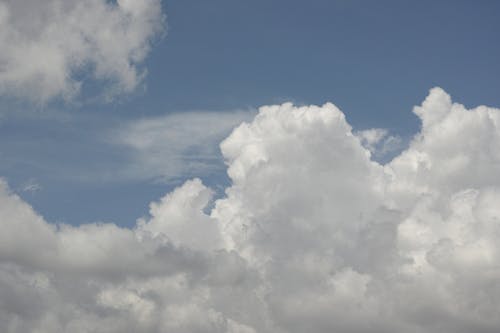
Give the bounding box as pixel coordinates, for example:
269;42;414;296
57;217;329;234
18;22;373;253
356;128;404;161
19;178;42;194
137;178;223;252
111;110;255;182
1;88;500;332
0;0;165;103
0;177;257;333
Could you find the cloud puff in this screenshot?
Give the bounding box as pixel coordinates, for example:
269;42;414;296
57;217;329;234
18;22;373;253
1;88;500;332
0;0;165;103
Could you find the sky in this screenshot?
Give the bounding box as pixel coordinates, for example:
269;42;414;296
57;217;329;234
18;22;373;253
1;0;500;332
1;0;500;226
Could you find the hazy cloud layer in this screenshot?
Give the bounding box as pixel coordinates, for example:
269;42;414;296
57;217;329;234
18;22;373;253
1;88;500;332
0;0;164;103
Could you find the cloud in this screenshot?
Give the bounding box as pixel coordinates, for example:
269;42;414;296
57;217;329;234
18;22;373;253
19;178;42;194
356;128;404;161
1;88;500;332
0;177;257;333
0;109;252;188
111;110;255;183
0;0;165;103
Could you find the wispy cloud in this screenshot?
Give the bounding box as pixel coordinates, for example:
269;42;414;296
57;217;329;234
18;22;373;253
109;110;256;183
19;178;42;194
356;128;405;162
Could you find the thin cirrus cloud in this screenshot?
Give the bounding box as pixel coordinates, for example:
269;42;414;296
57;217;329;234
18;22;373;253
0;109;254;188
0;0;165;103
110;110;256;183
1;88;500;332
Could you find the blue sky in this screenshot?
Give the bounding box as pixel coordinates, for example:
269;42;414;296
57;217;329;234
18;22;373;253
1;0;500;226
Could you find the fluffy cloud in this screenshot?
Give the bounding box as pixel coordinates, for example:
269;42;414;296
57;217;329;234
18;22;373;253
0;178;259;333
0;0;164;103
1;88;500;332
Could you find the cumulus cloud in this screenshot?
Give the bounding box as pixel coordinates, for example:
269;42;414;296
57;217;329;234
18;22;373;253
1;88;500;332
0;0;165;103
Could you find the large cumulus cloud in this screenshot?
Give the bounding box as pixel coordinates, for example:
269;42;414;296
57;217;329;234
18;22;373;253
0;0;164;103
1;88;500;332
